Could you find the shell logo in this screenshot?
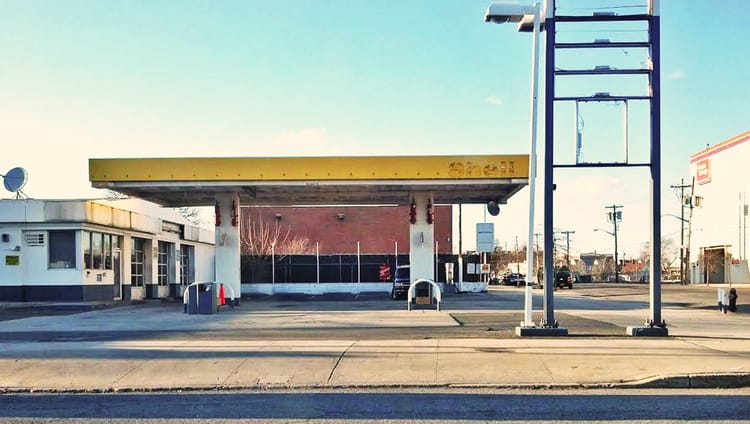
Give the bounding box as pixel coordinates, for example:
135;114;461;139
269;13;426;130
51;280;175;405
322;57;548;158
447;161;513;177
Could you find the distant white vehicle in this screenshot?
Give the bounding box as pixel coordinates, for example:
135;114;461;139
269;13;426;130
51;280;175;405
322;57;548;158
608;274;630;282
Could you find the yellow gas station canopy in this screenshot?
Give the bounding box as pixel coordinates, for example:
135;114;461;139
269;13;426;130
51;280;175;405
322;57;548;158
89;155;528;207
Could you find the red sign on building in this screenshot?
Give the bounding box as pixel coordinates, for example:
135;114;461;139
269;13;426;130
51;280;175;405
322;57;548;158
696;158;711;185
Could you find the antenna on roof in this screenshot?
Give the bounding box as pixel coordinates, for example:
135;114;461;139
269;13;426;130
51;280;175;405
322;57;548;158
1;167;29;199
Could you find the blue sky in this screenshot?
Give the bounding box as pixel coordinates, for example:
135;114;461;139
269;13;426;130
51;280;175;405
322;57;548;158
1;0;748;257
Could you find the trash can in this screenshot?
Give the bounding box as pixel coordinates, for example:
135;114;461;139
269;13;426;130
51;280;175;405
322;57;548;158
186;283;217;315
728;288;738;312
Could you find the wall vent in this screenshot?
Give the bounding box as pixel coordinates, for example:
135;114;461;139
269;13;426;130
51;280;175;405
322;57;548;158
24;232;45;246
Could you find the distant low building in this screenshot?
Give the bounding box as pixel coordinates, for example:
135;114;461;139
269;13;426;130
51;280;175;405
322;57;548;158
0;198;214;302
579;252;611;274
689;130;750;284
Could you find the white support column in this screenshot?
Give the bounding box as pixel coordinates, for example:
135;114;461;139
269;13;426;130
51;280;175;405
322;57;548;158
409;193;435;282
215;192;241;306
121;234;134;300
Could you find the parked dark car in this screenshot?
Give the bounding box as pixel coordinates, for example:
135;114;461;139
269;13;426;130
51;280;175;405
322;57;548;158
502;273;526;286
554;267;574;289
391;265;410;300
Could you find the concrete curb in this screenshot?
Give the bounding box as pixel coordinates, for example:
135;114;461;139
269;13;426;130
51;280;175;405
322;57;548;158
3;373;749;394
624;372;750;389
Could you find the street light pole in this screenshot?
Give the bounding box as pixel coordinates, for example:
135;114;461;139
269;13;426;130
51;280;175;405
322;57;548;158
484;1;541;329
523;1;541;328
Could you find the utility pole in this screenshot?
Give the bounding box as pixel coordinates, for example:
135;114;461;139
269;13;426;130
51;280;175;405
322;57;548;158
552;233;557;268
686;177;697;285
671;179;690;285
558;230;575;267
605;205;623;283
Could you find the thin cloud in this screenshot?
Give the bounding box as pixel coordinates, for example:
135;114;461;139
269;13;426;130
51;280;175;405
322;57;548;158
485;96;503;106
668;70;686;80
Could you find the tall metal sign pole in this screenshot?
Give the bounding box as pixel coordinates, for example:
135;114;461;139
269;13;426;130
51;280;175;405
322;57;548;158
646;0;666;333
542;0;665;336
542;0;559;330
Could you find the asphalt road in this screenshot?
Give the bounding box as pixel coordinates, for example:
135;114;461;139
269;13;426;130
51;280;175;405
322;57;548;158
1;388;748;423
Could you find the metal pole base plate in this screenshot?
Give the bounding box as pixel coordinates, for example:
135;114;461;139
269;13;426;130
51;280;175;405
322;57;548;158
627;326;669;337
515;326;569;336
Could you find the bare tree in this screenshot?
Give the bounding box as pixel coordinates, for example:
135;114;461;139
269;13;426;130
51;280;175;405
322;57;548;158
699;248;728;285
638;238;680;279
489;246;526;275
175;207;202;226
241;212;313;256
105;190;128;199
240;210;313;283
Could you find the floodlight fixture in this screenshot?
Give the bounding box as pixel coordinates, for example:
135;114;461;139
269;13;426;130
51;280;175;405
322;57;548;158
484;2;540;32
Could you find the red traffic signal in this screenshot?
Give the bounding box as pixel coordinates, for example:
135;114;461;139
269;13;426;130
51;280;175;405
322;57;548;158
409;201;417;224
426;202;434;224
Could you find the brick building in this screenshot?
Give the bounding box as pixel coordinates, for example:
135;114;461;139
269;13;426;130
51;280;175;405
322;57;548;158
241;205;452;255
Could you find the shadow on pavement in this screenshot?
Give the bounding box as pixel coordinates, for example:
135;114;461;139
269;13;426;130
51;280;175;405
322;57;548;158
0;310;628;345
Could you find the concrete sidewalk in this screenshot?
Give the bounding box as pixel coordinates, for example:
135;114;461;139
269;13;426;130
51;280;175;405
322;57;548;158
2;337;750;392
1;297;749;392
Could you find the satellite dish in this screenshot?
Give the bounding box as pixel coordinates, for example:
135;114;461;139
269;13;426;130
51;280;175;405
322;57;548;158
3;167;29;195
487;201;500;216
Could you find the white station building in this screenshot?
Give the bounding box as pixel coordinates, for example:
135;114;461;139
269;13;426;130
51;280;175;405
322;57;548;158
689;130;750;285
0;198;214;302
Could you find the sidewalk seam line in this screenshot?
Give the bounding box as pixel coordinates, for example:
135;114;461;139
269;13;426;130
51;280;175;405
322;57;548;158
327;341;354;384
108;359;155;389
221;357;250;387
677;337;750;360
435;339;440;383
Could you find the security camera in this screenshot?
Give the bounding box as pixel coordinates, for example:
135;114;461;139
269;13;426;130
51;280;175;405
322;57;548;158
487;201;500;216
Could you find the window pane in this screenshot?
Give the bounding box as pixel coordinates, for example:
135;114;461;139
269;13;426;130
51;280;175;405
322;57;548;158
180;244;195;285
104;234;112;270
158;241;168;285
92;232;103;269
131;238;145;287
82;231;91;269
48;231;76;269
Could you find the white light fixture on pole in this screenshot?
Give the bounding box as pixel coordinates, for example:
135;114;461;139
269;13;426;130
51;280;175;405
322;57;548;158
485;1;542;328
